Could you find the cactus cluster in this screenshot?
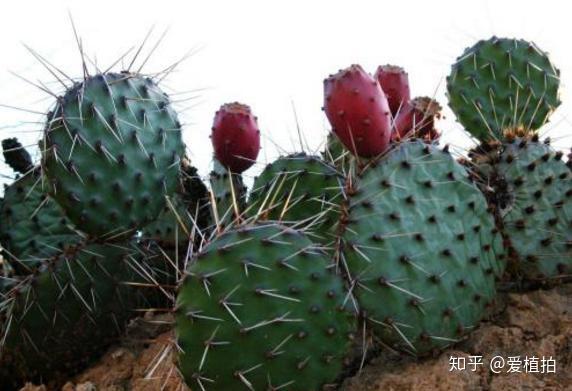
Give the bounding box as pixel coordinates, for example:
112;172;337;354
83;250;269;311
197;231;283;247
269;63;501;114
0;34;570;390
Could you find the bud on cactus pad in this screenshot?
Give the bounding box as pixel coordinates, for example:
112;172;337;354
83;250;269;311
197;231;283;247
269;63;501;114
447;37;561;142
211;102;260;173
393;97;442;142
176;224;357;390
337;140;504;355
0;169;81;274
2;138;33;175
473;137;571;281
248;153;343;243
0;241;155;387
41;72;185;238
209;158;247;229
374;65;411;117
324;64;392;157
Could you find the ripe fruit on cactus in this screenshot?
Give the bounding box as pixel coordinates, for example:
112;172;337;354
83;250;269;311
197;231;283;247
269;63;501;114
324;64;391;157
374;65;411;117
211;102;260;173
393;97;442;141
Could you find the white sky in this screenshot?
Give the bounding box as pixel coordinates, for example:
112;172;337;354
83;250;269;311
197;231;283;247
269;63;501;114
0;0;570;189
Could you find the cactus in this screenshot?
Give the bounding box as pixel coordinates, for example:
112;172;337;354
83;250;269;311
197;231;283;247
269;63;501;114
41;72;185;238
176;223;357;390
448;38;570;283
0;241;164;388
209;158;247;229
322;132;350;174
471;135;571;282
337;140;504;355
447;37;561;142
142;162;209;248
2;138;33;175
374;65;411;117
393;97;442;142
211;102;260;173
0;169;82;275
324;64;391;157
248;153;343;244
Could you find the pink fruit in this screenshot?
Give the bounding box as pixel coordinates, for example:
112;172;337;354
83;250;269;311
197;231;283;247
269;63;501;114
211;102;260;173
374;65;411;117
392;97;442;142
324;64;392;157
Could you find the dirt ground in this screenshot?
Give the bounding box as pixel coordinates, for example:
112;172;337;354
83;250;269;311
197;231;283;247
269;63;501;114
19;284;572;391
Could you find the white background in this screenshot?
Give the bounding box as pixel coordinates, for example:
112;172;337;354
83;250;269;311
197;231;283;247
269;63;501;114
0;0;570;187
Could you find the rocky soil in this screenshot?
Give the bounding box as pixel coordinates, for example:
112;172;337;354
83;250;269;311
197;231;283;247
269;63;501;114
19;284;572;391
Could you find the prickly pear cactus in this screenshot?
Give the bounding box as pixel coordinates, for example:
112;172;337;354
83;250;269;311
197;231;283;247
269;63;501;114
0;241;160;388
249;153;343;243
41;72;185;238
0;169;81;274
475;137;571;281
337;140;504;355
209;158;247;228
447;37;560;142
323;132;350;174
142;163;209;248
176;224;357;390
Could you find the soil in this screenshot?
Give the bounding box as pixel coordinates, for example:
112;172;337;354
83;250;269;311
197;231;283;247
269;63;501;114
19;284;572;391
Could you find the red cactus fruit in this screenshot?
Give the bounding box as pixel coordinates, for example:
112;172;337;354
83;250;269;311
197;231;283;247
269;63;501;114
374;65;411;117
392;97;442;142
324;64;392;157
211;102;260;173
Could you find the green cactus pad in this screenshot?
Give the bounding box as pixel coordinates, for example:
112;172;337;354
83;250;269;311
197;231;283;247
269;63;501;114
176;224;356;390
323;133;350;174
0;169;81;274
485;138;571;280
41;72;185;237
447;37;560;141
0;241;165;387
142;164;209;248
249;153;343;243
338;140;504;355
209;158;247;228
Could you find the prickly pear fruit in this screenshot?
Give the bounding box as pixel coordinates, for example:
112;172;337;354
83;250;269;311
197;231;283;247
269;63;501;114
337;140;505;355
2;138;33;175
447;37;560;142
374;65;411;117
324;64;392;157
211;102;260;173
41;72;185;238
176;223;357;390
393;97;442;141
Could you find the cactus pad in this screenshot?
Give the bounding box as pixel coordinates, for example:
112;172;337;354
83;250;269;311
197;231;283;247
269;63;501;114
249;154;343;243
338;140;504;354
447;37;560;141
479;138;571;280
0;170;81;274
176;224;356;390
41;72;185;237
